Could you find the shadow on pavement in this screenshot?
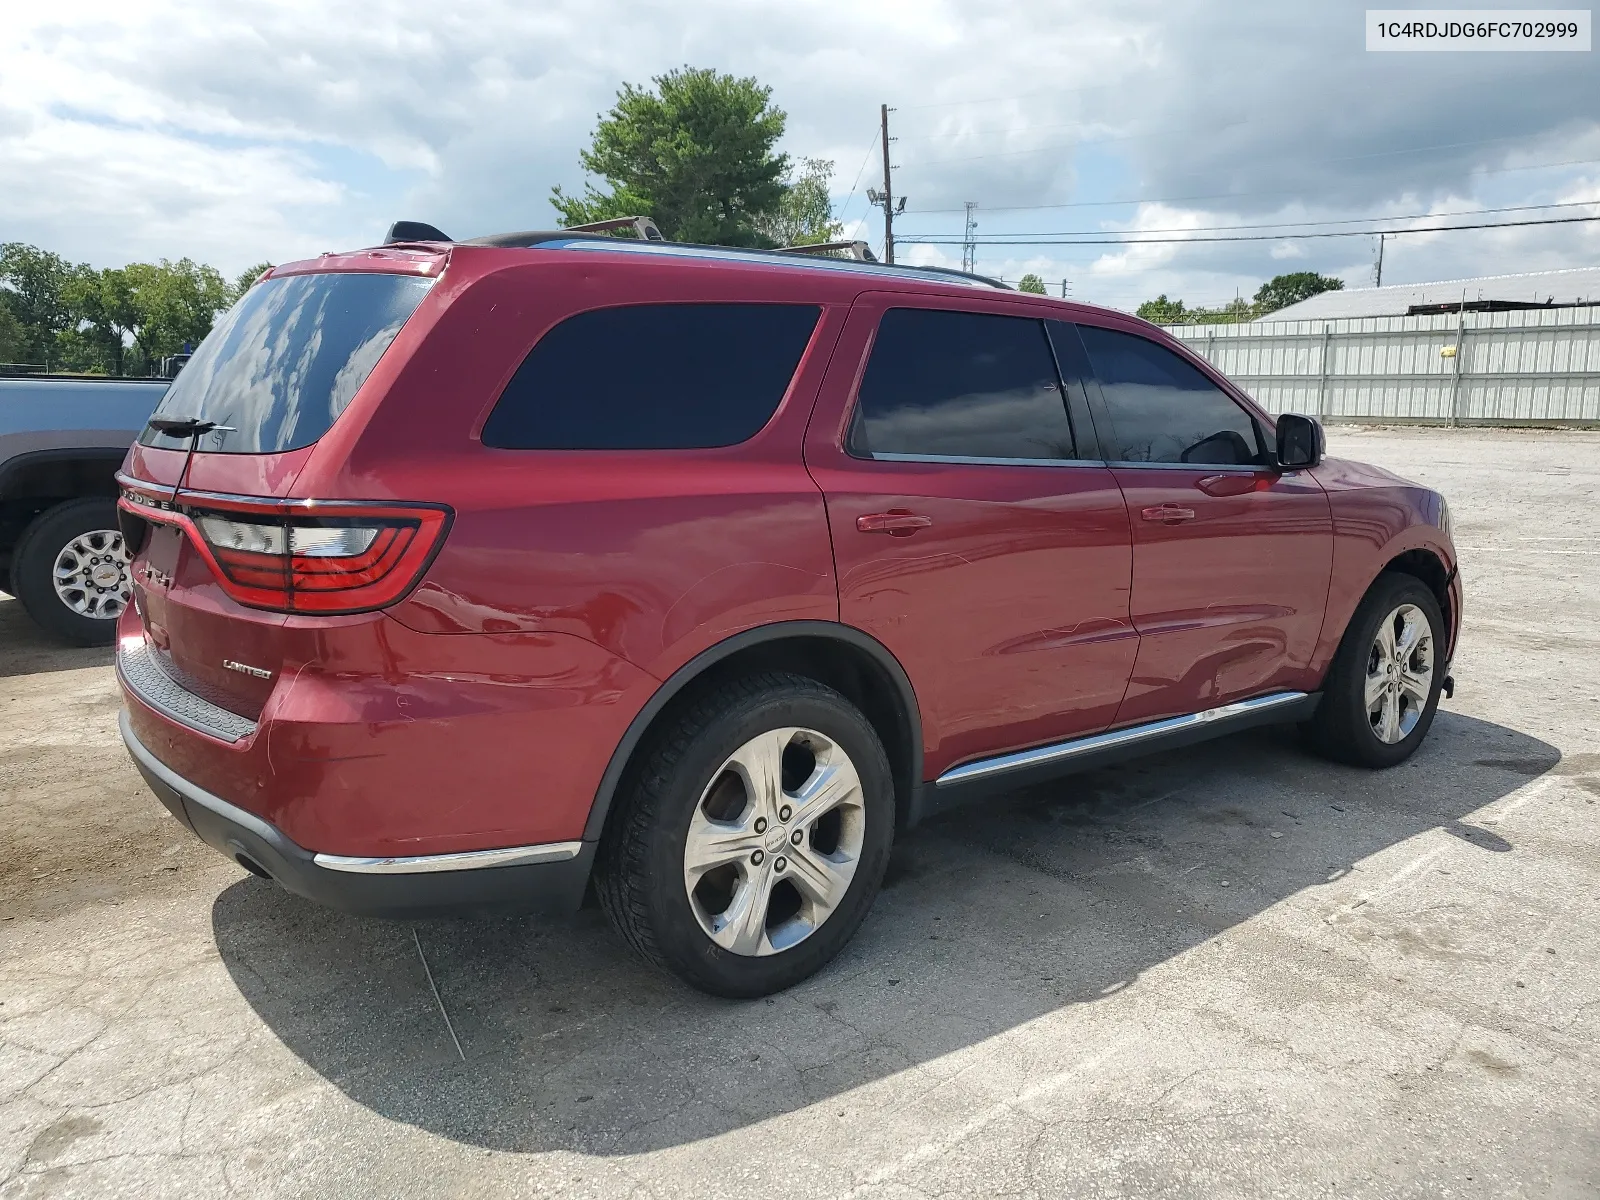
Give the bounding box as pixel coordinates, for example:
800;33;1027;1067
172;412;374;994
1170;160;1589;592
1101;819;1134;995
212;708;1561;1155
0;594;112;679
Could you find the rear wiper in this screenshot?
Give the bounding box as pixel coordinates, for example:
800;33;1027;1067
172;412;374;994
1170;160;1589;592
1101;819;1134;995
145;416;235;505
147;416;226;438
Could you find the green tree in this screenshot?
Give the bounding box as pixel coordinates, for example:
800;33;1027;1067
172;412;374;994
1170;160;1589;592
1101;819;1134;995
551;67;791;246
1017;273;1047;294
757;158;842;247
63;267;139;375
0;242;82;364
64;258;232;375
233;262;274;302
1254;271;1343;315
133;258;232;361
1136;294;1189;324
0;301;24;363
1188;297;1256;324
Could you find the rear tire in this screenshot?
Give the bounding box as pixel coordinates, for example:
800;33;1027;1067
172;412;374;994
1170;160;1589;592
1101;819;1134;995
1306;572;1445;768
596;672;895;998
10;498;130;647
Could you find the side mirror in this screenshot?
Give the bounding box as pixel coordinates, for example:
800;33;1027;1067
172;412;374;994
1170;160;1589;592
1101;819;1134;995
1275;413;1324;469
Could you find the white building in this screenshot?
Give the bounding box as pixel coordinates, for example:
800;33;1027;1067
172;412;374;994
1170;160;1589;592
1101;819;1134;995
1261;266;1600;322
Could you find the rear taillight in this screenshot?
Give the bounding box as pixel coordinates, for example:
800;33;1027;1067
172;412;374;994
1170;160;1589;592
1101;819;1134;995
118;482;450;615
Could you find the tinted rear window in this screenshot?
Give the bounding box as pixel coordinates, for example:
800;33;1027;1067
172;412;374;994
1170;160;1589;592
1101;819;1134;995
139;272;433;454
481;303;820;450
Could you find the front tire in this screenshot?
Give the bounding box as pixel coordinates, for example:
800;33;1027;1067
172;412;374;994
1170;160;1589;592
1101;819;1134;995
596;672;895;998
1307;572;1446;768
10;498;131;647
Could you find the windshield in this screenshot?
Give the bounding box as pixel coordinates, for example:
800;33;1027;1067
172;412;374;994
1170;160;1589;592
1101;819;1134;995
139;271;434;454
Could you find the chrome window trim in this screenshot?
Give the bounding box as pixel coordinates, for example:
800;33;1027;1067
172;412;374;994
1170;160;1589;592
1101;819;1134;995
935;691;1309;786
862;452;1106;468
1099;460;1273;472
313;842;584;875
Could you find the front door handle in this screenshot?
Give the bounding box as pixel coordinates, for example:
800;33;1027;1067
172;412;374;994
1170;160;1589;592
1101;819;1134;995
1140;504;1196;524
857;510;933;536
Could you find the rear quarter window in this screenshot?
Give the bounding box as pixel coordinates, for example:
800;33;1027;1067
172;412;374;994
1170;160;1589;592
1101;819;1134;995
140;272;434;454
481;303;821;450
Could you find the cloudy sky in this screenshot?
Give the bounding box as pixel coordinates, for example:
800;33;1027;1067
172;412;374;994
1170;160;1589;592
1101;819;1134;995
5;0;1598;311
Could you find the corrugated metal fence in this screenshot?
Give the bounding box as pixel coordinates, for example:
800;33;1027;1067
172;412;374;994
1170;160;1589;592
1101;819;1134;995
1167;307;1600;424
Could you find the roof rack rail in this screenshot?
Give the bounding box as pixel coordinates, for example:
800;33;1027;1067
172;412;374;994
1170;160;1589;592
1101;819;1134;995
893;263;1012;289
562;216;664;241
776;240;877;262
384;216;665;248
380;220;1011;289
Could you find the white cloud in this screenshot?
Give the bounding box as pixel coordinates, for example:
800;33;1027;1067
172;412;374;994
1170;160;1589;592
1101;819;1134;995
3;0;1596;304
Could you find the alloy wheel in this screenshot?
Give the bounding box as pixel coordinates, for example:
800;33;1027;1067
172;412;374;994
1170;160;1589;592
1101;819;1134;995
682;726;866;956
1365;602;1434;744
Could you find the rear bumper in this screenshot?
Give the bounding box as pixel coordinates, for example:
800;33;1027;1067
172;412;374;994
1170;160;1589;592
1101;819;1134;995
121;709;595;917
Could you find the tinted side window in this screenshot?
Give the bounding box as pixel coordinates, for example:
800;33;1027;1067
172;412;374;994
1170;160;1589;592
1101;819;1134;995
1076;324;1265;466
482;304;820;450
849;309;1075;461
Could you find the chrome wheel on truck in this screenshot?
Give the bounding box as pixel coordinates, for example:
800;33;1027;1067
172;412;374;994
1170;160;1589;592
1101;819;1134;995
598;672;894;998
10;498;130;646
51;528;131;621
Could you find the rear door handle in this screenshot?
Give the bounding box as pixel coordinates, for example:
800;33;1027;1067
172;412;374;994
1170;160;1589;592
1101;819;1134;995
857;510;933;536
1140;504;1196;524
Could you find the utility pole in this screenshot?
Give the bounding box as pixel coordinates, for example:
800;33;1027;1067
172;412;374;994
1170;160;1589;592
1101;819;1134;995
865;104;905;264
1374;233;1387;287
1060;278;1070;298
961;202;978;273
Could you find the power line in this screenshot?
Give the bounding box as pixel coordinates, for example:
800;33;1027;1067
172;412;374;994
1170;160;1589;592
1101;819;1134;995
898;115;1249;144
896;212;1600;246
835;126;888;231
908;130;1584;170
900;156;1600;214
898;83;1120;111
899;200;1600;239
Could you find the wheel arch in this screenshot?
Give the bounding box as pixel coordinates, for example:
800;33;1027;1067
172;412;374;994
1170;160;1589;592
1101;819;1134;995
0;449;129;561
583;621;925;845
1380;546;1455;656
0;447;128;504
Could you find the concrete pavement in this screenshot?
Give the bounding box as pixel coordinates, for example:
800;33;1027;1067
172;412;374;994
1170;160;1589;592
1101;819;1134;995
2;426;1598;1198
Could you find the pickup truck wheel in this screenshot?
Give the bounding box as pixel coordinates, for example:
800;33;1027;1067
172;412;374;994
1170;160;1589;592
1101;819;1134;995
596;672;895;998
10;498;130;646
1306;572;1445;768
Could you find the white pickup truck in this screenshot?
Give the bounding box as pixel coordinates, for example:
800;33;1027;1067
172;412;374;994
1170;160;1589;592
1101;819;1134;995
0;375;169;644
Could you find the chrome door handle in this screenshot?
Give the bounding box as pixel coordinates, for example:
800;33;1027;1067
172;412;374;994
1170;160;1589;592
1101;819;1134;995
1140;504;1196;524
857;511;933;536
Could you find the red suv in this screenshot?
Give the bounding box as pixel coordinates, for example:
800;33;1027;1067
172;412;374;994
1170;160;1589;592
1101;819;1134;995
115;232;1460;997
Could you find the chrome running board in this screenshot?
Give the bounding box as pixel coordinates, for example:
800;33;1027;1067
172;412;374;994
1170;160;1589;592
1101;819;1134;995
936;691;1312;788
313;841;584;875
